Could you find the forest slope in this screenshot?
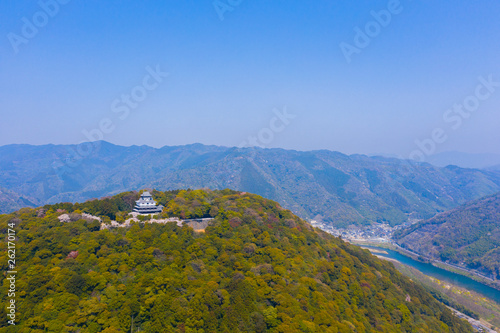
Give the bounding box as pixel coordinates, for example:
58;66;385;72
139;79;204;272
0;189;473;332
395;192;500;280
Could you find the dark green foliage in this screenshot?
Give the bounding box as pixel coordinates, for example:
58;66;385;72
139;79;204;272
0;189;473;332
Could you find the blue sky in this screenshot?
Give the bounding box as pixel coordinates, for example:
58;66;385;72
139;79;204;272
1;0;500;159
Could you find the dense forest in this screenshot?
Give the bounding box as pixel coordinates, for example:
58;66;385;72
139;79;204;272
0;189;473;332
395;191;500;280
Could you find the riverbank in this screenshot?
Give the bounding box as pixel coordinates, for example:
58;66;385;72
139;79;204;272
398;261;500;332
350;240;500;292
391;242;500;291
447;306;497;333
360;245;500;331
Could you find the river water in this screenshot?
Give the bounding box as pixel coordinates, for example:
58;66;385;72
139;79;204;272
363;246;500;304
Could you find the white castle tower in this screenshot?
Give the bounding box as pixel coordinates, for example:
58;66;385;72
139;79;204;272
132;191;163;214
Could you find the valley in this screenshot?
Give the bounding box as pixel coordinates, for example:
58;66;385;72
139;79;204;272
320;203;500;331
395;192;500;281
364;246;500;332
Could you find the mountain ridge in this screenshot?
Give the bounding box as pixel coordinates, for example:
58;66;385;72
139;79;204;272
426;151;500;169
373;151;500;169
0;186;39;213
2;141;500;227
395;191;500;280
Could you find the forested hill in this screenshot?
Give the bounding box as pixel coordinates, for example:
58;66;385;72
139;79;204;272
2;142;500;227
0;189;472;332
395;192;500;280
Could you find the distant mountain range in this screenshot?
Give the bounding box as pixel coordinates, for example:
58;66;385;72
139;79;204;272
395;192;500;280
373;151;500;169
2;141;500;227
424;151;500;169
489;164;500;172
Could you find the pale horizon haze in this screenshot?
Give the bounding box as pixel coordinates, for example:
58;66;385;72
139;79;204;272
1;1;500;159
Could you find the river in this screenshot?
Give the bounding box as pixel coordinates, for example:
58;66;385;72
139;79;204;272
363;246;500;304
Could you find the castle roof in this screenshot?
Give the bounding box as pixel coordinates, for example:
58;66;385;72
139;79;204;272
133;191;163;214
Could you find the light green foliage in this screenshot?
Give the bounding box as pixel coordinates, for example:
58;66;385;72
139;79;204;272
0;189;473;332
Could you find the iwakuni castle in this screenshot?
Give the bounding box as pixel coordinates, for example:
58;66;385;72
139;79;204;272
132;191;164;214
